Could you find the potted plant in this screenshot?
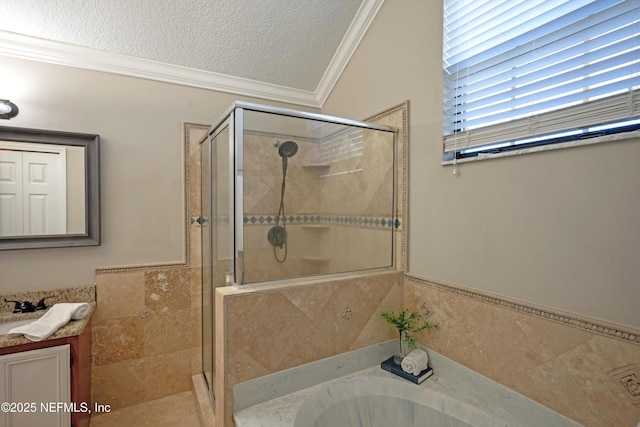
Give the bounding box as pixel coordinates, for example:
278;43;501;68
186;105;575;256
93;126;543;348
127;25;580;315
380;308;438;364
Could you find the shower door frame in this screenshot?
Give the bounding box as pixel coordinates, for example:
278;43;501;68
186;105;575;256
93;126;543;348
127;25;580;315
201;113;236;406
231;101;398;286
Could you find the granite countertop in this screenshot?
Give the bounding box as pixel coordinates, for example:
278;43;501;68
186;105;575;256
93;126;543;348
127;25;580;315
0;303;95;348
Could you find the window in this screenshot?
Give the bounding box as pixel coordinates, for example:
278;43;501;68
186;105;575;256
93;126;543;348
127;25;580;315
443;0;640;160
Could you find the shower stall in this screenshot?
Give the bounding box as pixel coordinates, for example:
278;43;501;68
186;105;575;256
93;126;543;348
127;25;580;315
200;102;397;403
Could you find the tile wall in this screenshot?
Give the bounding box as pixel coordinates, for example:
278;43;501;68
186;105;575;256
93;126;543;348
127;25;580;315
90;123;209;410
91;268;199;408
87;104;406;423
213;103;409;426
215;271;403;426
84;101;640;427
405;277;640;427
86;103;640;427
241;124;396;283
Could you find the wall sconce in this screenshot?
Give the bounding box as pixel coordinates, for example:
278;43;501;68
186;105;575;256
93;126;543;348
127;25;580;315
0;99;19;120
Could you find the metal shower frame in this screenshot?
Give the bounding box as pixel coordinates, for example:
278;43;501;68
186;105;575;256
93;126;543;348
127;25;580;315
207;101;398;286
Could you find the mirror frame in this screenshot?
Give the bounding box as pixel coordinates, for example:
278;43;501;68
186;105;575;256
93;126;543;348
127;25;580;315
0;125;100;250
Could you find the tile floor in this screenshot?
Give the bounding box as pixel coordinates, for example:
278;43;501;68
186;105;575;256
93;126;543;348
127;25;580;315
89;391;201;427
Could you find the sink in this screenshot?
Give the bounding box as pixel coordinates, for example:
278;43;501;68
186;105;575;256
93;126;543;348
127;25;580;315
0;319;34;335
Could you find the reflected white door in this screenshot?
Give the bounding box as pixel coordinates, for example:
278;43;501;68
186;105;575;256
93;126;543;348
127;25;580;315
22;151;66;235
0;150;24;236
0;144;67;236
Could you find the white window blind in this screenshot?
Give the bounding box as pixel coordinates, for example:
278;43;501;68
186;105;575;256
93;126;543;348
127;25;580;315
443;0;640;157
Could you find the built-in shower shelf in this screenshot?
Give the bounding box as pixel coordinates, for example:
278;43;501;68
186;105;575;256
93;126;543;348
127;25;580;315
302;163;331;168
301;225;330;230
301;256;330;262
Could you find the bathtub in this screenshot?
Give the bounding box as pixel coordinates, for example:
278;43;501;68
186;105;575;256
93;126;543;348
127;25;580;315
233;344;583;427
292;373;504;427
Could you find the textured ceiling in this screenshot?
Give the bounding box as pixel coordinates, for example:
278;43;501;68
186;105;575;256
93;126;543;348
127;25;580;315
0;0;372;102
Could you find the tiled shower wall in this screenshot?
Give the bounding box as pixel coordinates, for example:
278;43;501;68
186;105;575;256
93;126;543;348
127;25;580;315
242;126;395;283
405;277;640;427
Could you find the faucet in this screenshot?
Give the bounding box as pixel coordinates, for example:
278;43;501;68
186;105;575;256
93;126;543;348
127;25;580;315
36;297;53;311
4;297;52;313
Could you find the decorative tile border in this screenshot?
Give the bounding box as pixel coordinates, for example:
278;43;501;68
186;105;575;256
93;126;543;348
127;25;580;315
609;364;640;404
95;263;190;275
366;101;409;272
242;213;399;229
406;274;640;346
190;214;401;229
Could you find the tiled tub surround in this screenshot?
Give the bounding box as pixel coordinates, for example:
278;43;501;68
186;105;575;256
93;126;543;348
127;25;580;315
405;277;640;427
215;270;404;427
234;343;582;427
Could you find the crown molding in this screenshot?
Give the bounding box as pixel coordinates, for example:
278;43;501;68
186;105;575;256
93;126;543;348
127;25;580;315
0;30;319;107
0;0;384;109
315;0;385;106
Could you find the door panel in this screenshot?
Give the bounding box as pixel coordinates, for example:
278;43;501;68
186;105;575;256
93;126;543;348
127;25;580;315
22;151;66;235
0;150;23;236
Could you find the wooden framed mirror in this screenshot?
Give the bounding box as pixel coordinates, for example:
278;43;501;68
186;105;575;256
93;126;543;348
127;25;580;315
0;126;100;250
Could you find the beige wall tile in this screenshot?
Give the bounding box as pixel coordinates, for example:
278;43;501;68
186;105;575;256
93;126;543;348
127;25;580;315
511;335;640;427
92;266;200;412
144;350;192;401
94;271;145;321
228;292;308;375
189;227;202;269
90;391;199;427
405;278;640;427
143;308;192;356
219;271;403;426
190;344;202;377
353;278;403;348
91;358;146;410
91;316;144;366
145;269;191;313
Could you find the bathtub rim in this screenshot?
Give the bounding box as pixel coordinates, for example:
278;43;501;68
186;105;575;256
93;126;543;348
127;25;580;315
292;372;508;427
233;343;584;427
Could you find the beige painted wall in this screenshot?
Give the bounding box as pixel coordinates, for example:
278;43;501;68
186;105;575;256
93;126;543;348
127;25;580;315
0;55;318;293
321;0;640;329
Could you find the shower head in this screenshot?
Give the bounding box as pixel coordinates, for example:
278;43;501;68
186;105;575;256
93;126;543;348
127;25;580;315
277;140;298;158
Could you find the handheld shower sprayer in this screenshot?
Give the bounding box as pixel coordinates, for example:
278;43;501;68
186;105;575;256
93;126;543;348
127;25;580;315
267;140;299;263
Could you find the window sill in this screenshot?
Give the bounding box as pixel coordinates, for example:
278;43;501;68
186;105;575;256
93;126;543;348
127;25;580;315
442;130;640;166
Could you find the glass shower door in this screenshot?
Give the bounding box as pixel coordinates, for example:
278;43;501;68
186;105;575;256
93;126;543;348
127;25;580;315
201;116;233;404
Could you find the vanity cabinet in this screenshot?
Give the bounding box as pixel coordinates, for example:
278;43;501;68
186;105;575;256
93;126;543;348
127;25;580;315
0;323;91;427
0;345;70;427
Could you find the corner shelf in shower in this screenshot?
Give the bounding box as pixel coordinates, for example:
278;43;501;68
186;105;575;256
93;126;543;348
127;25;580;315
302;163;331;169
301;256;330;262
301;225;330;230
